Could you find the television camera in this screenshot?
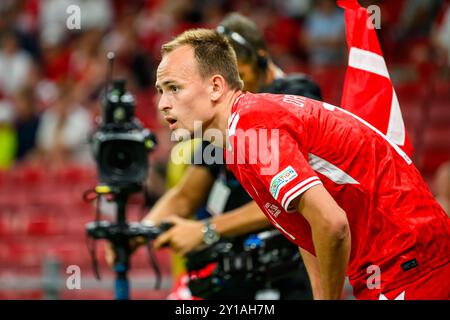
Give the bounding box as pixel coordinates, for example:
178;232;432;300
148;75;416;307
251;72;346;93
85;52;167;300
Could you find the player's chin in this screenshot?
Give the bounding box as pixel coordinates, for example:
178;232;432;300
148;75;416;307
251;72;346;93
172;127;192;141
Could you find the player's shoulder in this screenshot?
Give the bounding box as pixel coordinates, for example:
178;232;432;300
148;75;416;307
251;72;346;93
232;92;296;129
235;92;279;112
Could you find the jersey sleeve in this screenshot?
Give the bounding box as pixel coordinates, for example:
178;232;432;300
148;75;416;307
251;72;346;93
230;105;322;212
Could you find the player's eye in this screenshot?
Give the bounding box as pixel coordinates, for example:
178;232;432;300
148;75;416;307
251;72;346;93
169;85;180;93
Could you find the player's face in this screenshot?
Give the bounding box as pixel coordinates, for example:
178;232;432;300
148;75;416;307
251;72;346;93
156;45;214;137
238;61;259;92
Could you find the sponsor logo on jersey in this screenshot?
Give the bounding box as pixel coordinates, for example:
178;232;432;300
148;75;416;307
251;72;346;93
270;166;298;199
265;202;281;218
401;258;419;272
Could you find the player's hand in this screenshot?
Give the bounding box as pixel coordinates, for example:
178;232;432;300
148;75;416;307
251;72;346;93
153;216;204;256
104;236;146;267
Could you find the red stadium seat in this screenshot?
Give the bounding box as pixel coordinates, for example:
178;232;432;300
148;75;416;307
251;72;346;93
25;215;66;236
423;125;450;149
418;147;450;177
429;101;450;126
0;290;43;300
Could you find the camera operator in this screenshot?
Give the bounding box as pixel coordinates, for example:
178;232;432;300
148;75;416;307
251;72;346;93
106;13;322;300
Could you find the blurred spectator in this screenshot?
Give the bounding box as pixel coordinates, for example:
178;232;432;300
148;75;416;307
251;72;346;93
40;41;71;83
136;2;178;61
259;7;304;66
432;1;450;67
302;0;345;66
435;161;450;216
13;85;40;161
396;0;442;41
103;11;154;90
0;30;33;96
26;63;59;112
0;99;16;169
68;29;109;112
34;83;93;168
0;0;41;60
394;0;442;66
274;0;313;20
39;0;113;47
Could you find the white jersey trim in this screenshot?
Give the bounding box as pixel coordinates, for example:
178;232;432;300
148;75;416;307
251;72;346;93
379;291;405;300
337;105;412;164
280;176;321;210
228;112;237;129
228;113;240;136
283;180;322;212
308;153;360;185
280;176;320;206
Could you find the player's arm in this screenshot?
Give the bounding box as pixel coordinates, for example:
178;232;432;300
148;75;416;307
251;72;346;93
211;201;270;237
142;165;214;224
293;184;351;300
154;201;271;255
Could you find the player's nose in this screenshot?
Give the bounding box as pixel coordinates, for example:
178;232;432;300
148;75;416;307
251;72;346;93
157;94;171;112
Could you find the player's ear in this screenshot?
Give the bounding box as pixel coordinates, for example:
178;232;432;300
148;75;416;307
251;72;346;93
210;74;226;102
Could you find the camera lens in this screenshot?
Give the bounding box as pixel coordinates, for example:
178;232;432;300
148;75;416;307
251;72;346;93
109;148;132;170
105;143;134;171
97;137;148;187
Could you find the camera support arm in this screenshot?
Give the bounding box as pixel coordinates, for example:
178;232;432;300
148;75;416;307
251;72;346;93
86;186;171;300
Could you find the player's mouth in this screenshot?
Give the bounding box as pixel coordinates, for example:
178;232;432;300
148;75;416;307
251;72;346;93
164;116;178;129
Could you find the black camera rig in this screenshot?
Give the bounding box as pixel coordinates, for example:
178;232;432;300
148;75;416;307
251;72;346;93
185;229;304;298
85;52;162;300
90;55;156;190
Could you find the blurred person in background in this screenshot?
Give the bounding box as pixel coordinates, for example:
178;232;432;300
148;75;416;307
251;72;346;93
39;0;112;48
103;9;155;91
0;99;16;170
396;0;442;43
34;83;93;169
0;30;33;96
435;162;450;215
394;0;443;68
432;0;450;67
68;29;110;108
302;0;345;66
12;85;40;162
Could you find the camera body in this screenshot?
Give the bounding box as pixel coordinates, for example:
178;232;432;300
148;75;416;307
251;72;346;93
90;79;156;190
185;229;303;298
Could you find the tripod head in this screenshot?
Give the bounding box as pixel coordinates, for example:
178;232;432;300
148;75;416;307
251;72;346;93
85;185;173;300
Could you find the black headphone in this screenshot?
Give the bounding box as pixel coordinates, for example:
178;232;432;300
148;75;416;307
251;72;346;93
216;25;268;71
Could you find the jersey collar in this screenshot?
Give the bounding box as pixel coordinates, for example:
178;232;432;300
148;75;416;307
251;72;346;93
231;92;246;113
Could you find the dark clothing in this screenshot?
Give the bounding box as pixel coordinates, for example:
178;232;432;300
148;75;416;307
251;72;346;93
15;116;40;160
193;140;252;215
261;73;322;100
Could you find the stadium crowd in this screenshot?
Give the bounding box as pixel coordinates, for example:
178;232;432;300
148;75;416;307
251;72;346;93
0;0;448;172
0;0;448;299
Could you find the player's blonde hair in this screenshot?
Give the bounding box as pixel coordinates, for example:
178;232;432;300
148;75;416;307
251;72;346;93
162;28;244;90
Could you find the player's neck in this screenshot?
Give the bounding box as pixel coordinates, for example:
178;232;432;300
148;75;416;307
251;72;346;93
208;89;243;148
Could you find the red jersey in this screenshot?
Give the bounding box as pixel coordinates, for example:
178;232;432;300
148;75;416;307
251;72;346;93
225;92;450;298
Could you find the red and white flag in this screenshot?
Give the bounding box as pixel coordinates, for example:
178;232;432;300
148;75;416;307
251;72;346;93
338;0;414;157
